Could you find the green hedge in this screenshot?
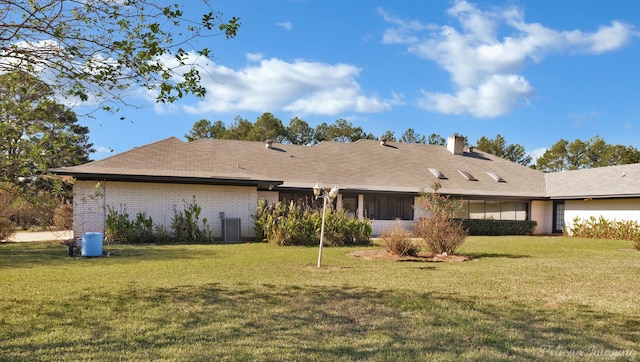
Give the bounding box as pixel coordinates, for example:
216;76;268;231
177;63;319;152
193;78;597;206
457;219;537;236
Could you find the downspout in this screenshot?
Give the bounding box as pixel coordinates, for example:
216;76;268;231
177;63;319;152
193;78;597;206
102;179;107;234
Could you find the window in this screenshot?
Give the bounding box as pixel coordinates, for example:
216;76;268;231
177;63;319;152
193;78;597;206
458;199;529;220
363;194;414;220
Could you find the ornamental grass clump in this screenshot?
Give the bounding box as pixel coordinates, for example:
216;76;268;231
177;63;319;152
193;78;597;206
413;182;467;255
380;224;419;257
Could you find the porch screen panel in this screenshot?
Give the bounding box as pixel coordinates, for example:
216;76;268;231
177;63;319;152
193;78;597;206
500;201;515;220
342;195;357;219
468;200;485;219
455;200;469;219
485;201;500;220
363;195;414;220
515;202;528;221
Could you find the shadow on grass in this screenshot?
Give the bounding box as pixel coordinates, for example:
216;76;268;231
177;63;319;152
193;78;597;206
465;252;531;259
2;282;638;360
0;241;220;269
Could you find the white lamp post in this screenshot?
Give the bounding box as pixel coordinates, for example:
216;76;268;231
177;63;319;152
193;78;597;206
313;183;339;267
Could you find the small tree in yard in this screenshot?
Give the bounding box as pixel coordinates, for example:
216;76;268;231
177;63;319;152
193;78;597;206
413;182;467;255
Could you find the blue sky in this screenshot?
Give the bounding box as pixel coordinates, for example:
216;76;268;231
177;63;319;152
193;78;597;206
80;0;640;161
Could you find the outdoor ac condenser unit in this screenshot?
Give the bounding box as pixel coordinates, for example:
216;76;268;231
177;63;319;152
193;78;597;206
221;217;241;243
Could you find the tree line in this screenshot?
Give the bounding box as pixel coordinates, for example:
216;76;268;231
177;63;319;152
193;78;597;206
185;113;447;146
186;113;640;172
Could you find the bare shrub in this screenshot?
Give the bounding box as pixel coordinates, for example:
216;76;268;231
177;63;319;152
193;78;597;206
0;217;16;241
414;182;467;255
380;225;419;256
53;204;74;230
414;213;467;255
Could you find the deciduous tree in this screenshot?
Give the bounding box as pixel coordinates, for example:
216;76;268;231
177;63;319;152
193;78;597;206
1;0;239;109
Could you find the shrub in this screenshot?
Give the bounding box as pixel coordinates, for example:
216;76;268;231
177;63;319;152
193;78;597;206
414;183;467;255
0;217;16;242
104;197;214;244
105;206;154;244
53;204;74;230
459;219;537;236
323;209;372;246
254;200;371;246
105;206;131;244
171;197;214;244
569;216;640;250
414;213;467;255
380;224;418;256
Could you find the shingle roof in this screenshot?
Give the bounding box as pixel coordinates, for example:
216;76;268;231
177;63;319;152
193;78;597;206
52;137;547;198
545;163;640;199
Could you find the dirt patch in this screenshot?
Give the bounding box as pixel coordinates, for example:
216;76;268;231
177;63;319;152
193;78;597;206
347;249;470;262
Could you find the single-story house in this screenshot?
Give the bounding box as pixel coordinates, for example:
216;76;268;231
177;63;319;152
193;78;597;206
51;134;640;240
544;164;640;234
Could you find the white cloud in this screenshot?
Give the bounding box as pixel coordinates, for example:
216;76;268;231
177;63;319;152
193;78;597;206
418;74;533;118
527;147;547;163
377;8;433;45
171;54;393;116
246;52;264;62
277;21;293;31
381;0;638;117
567;111;602;121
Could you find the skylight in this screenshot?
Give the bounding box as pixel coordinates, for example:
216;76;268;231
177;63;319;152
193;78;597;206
458;170;477;181
486;171;506;182
428;168;447;179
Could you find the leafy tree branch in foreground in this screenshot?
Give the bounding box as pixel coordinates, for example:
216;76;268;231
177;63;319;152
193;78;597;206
0;0;240;109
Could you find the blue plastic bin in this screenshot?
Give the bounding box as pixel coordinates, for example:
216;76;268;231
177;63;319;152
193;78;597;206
81;232;103;257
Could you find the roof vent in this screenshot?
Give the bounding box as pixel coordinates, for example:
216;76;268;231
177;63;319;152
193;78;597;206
486;171;506;182
265;139;273;149
428;168;447;179
380;138;387;146
458;170;477;181
447;134;465;155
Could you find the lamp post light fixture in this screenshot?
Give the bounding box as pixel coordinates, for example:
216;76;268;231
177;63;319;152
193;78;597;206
313;182;339;267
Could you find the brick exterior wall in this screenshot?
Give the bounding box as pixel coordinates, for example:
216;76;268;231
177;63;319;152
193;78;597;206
73;180;258;240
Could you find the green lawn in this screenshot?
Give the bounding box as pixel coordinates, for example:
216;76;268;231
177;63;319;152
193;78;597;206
1;237;638;361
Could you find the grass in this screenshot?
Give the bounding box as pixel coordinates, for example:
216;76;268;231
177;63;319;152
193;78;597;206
0;236;638;361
